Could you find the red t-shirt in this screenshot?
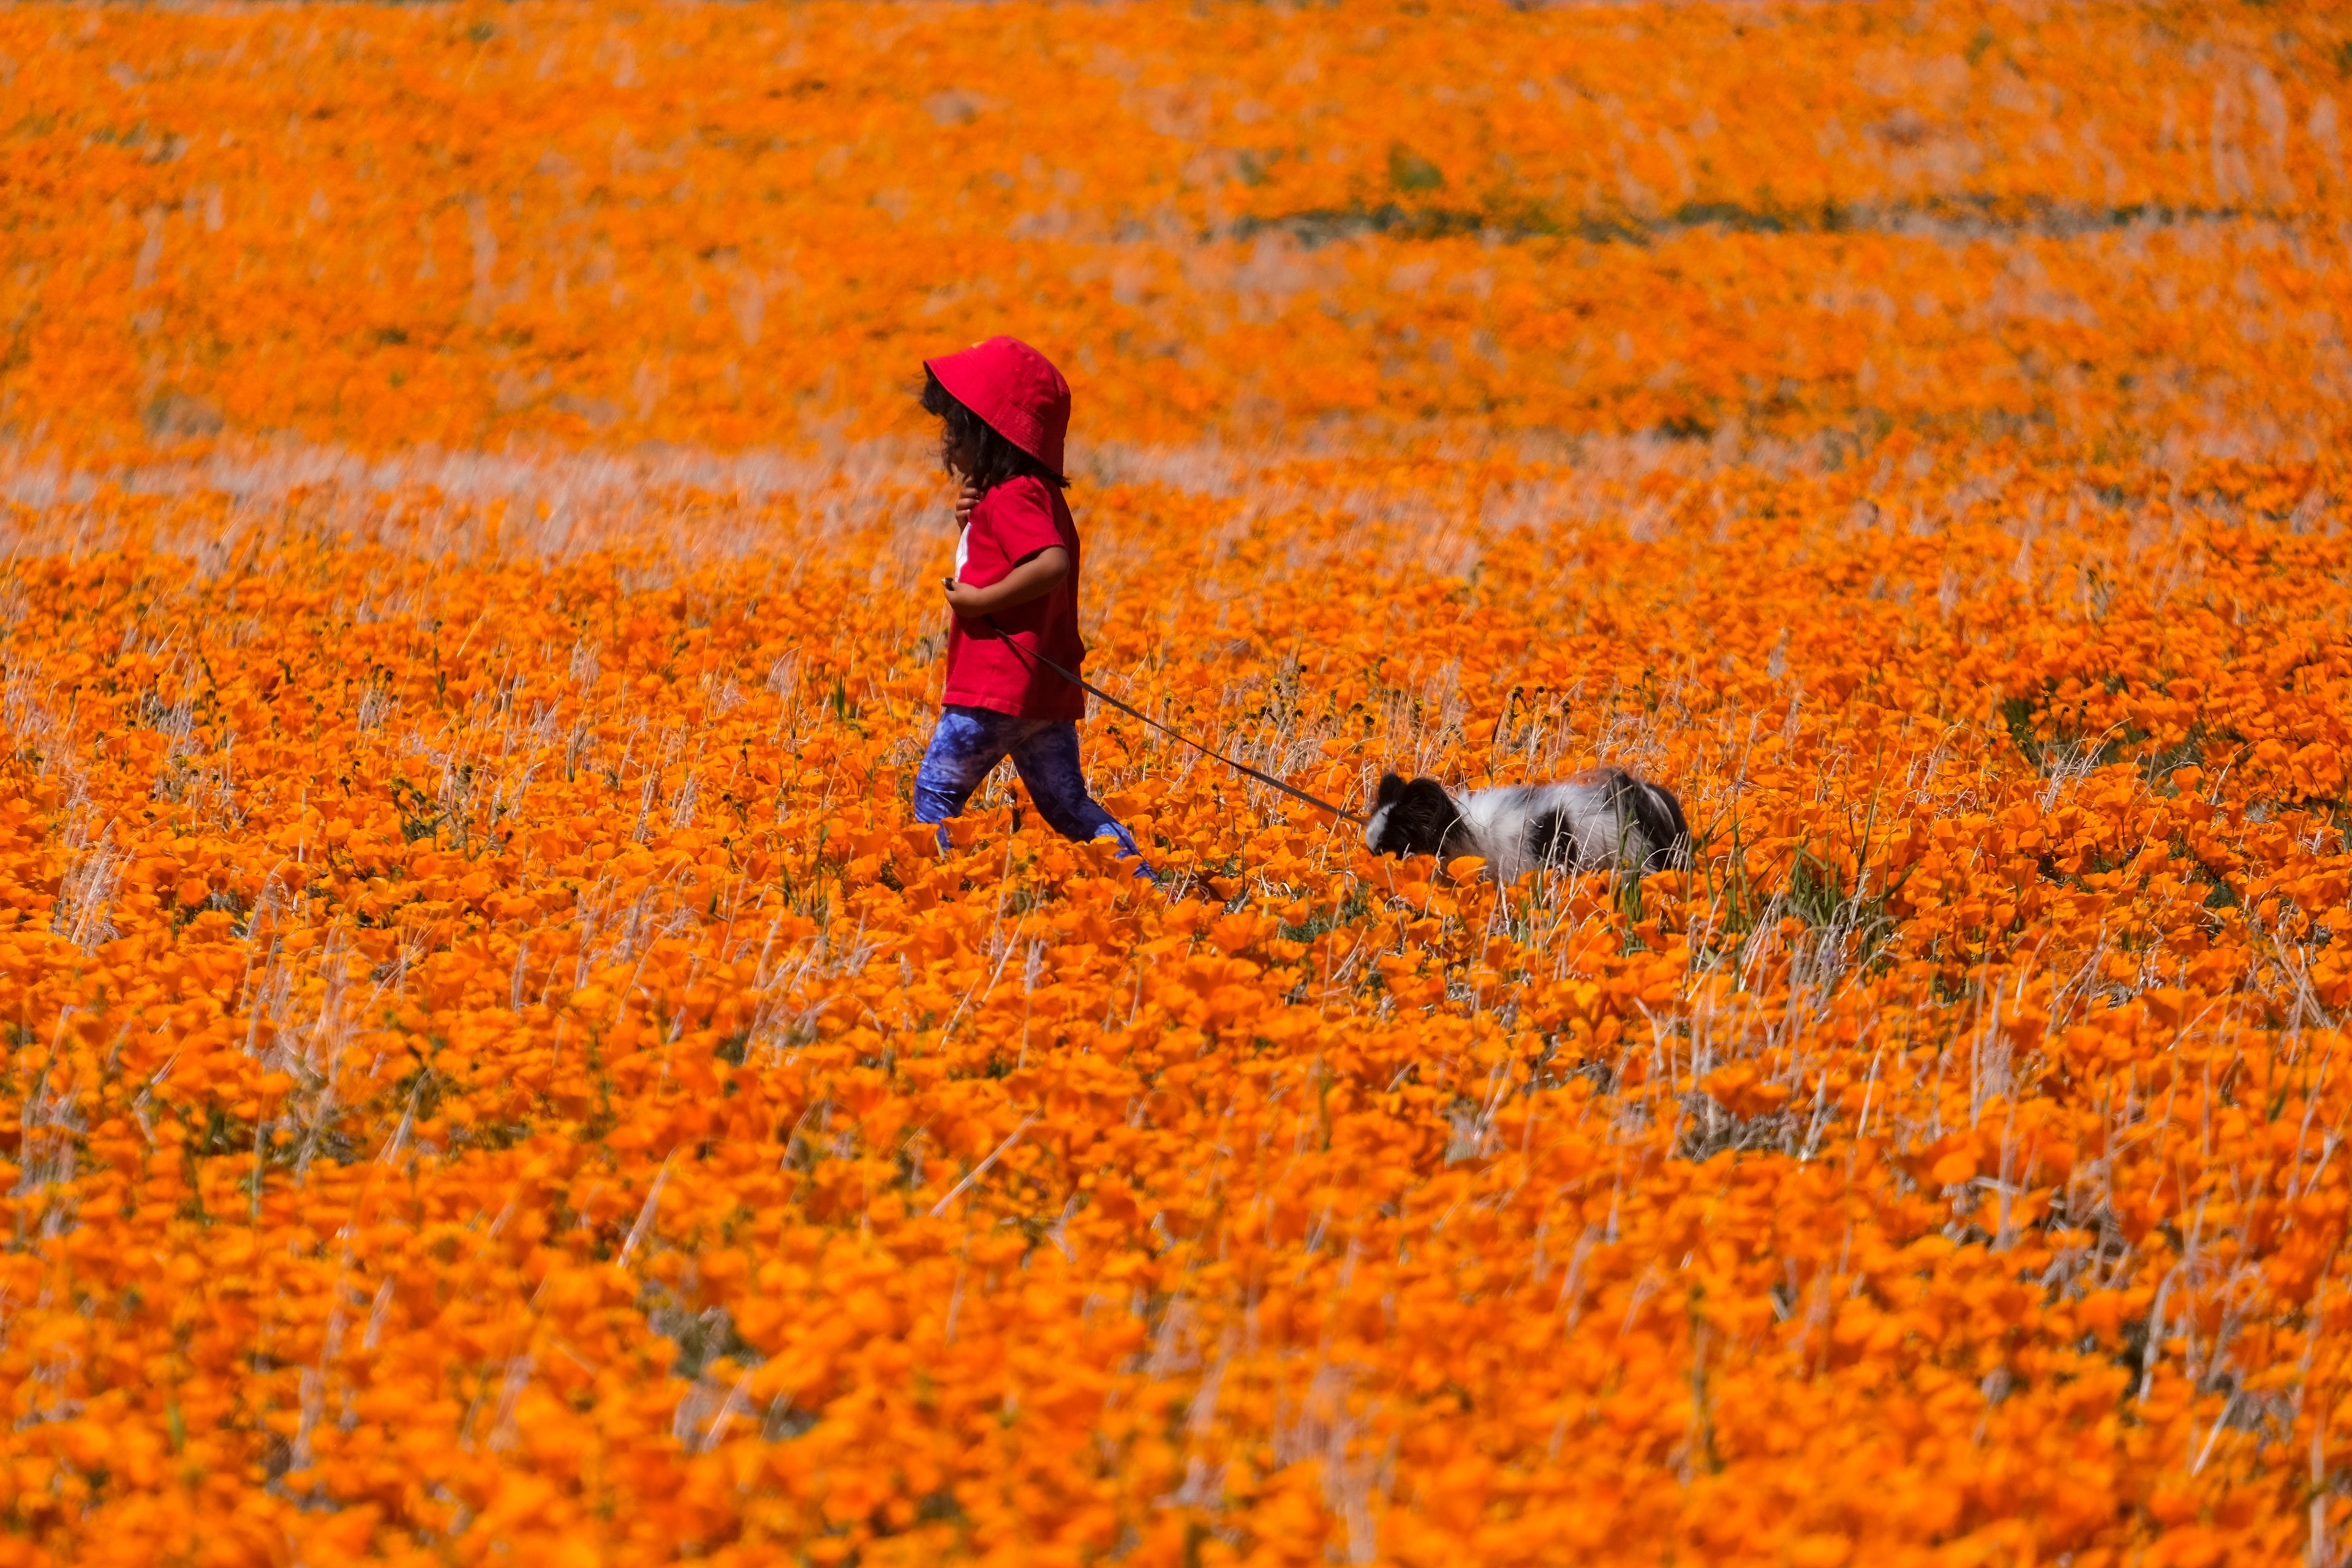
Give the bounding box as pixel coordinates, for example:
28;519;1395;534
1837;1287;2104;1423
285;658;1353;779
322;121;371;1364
944;475;1087;722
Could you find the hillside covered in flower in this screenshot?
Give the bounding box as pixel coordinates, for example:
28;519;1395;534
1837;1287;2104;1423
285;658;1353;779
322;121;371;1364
1;2;2350;1566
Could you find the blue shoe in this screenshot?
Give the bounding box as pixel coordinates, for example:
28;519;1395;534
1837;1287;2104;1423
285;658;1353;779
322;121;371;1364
1093;824;1158;883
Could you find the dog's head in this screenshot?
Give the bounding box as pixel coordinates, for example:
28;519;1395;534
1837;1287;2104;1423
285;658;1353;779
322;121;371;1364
1363;772;1464;859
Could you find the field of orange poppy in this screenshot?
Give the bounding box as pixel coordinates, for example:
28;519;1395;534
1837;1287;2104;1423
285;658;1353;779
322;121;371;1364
1;1;2350;1564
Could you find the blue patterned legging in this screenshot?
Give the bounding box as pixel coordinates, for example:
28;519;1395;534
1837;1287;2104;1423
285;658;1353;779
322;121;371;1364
914;705;1144;860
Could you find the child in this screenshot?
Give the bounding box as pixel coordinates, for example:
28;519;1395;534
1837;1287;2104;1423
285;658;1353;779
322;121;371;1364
914;336;1150;874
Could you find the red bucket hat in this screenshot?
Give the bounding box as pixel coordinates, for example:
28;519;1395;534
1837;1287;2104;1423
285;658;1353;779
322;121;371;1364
924;336;1071;477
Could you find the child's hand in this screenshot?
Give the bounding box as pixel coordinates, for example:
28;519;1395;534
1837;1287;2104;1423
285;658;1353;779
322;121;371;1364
954;483;980;528
940;546;1071;620
941;578;994;616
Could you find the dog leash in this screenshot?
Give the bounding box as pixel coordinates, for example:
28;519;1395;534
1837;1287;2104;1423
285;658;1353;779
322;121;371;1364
981;614;1366;826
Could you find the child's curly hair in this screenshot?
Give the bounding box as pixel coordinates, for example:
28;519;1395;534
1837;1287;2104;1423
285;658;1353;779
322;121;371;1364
921;370;1070;492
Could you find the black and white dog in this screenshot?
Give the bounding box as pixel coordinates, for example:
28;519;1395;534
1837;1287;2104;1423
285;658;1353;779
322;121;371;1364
1364;767;1691;881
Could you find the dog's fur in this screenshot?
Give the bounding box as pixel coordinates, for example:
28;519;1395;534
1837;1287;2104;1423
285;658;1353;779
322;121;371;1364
1363;767;1690;881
